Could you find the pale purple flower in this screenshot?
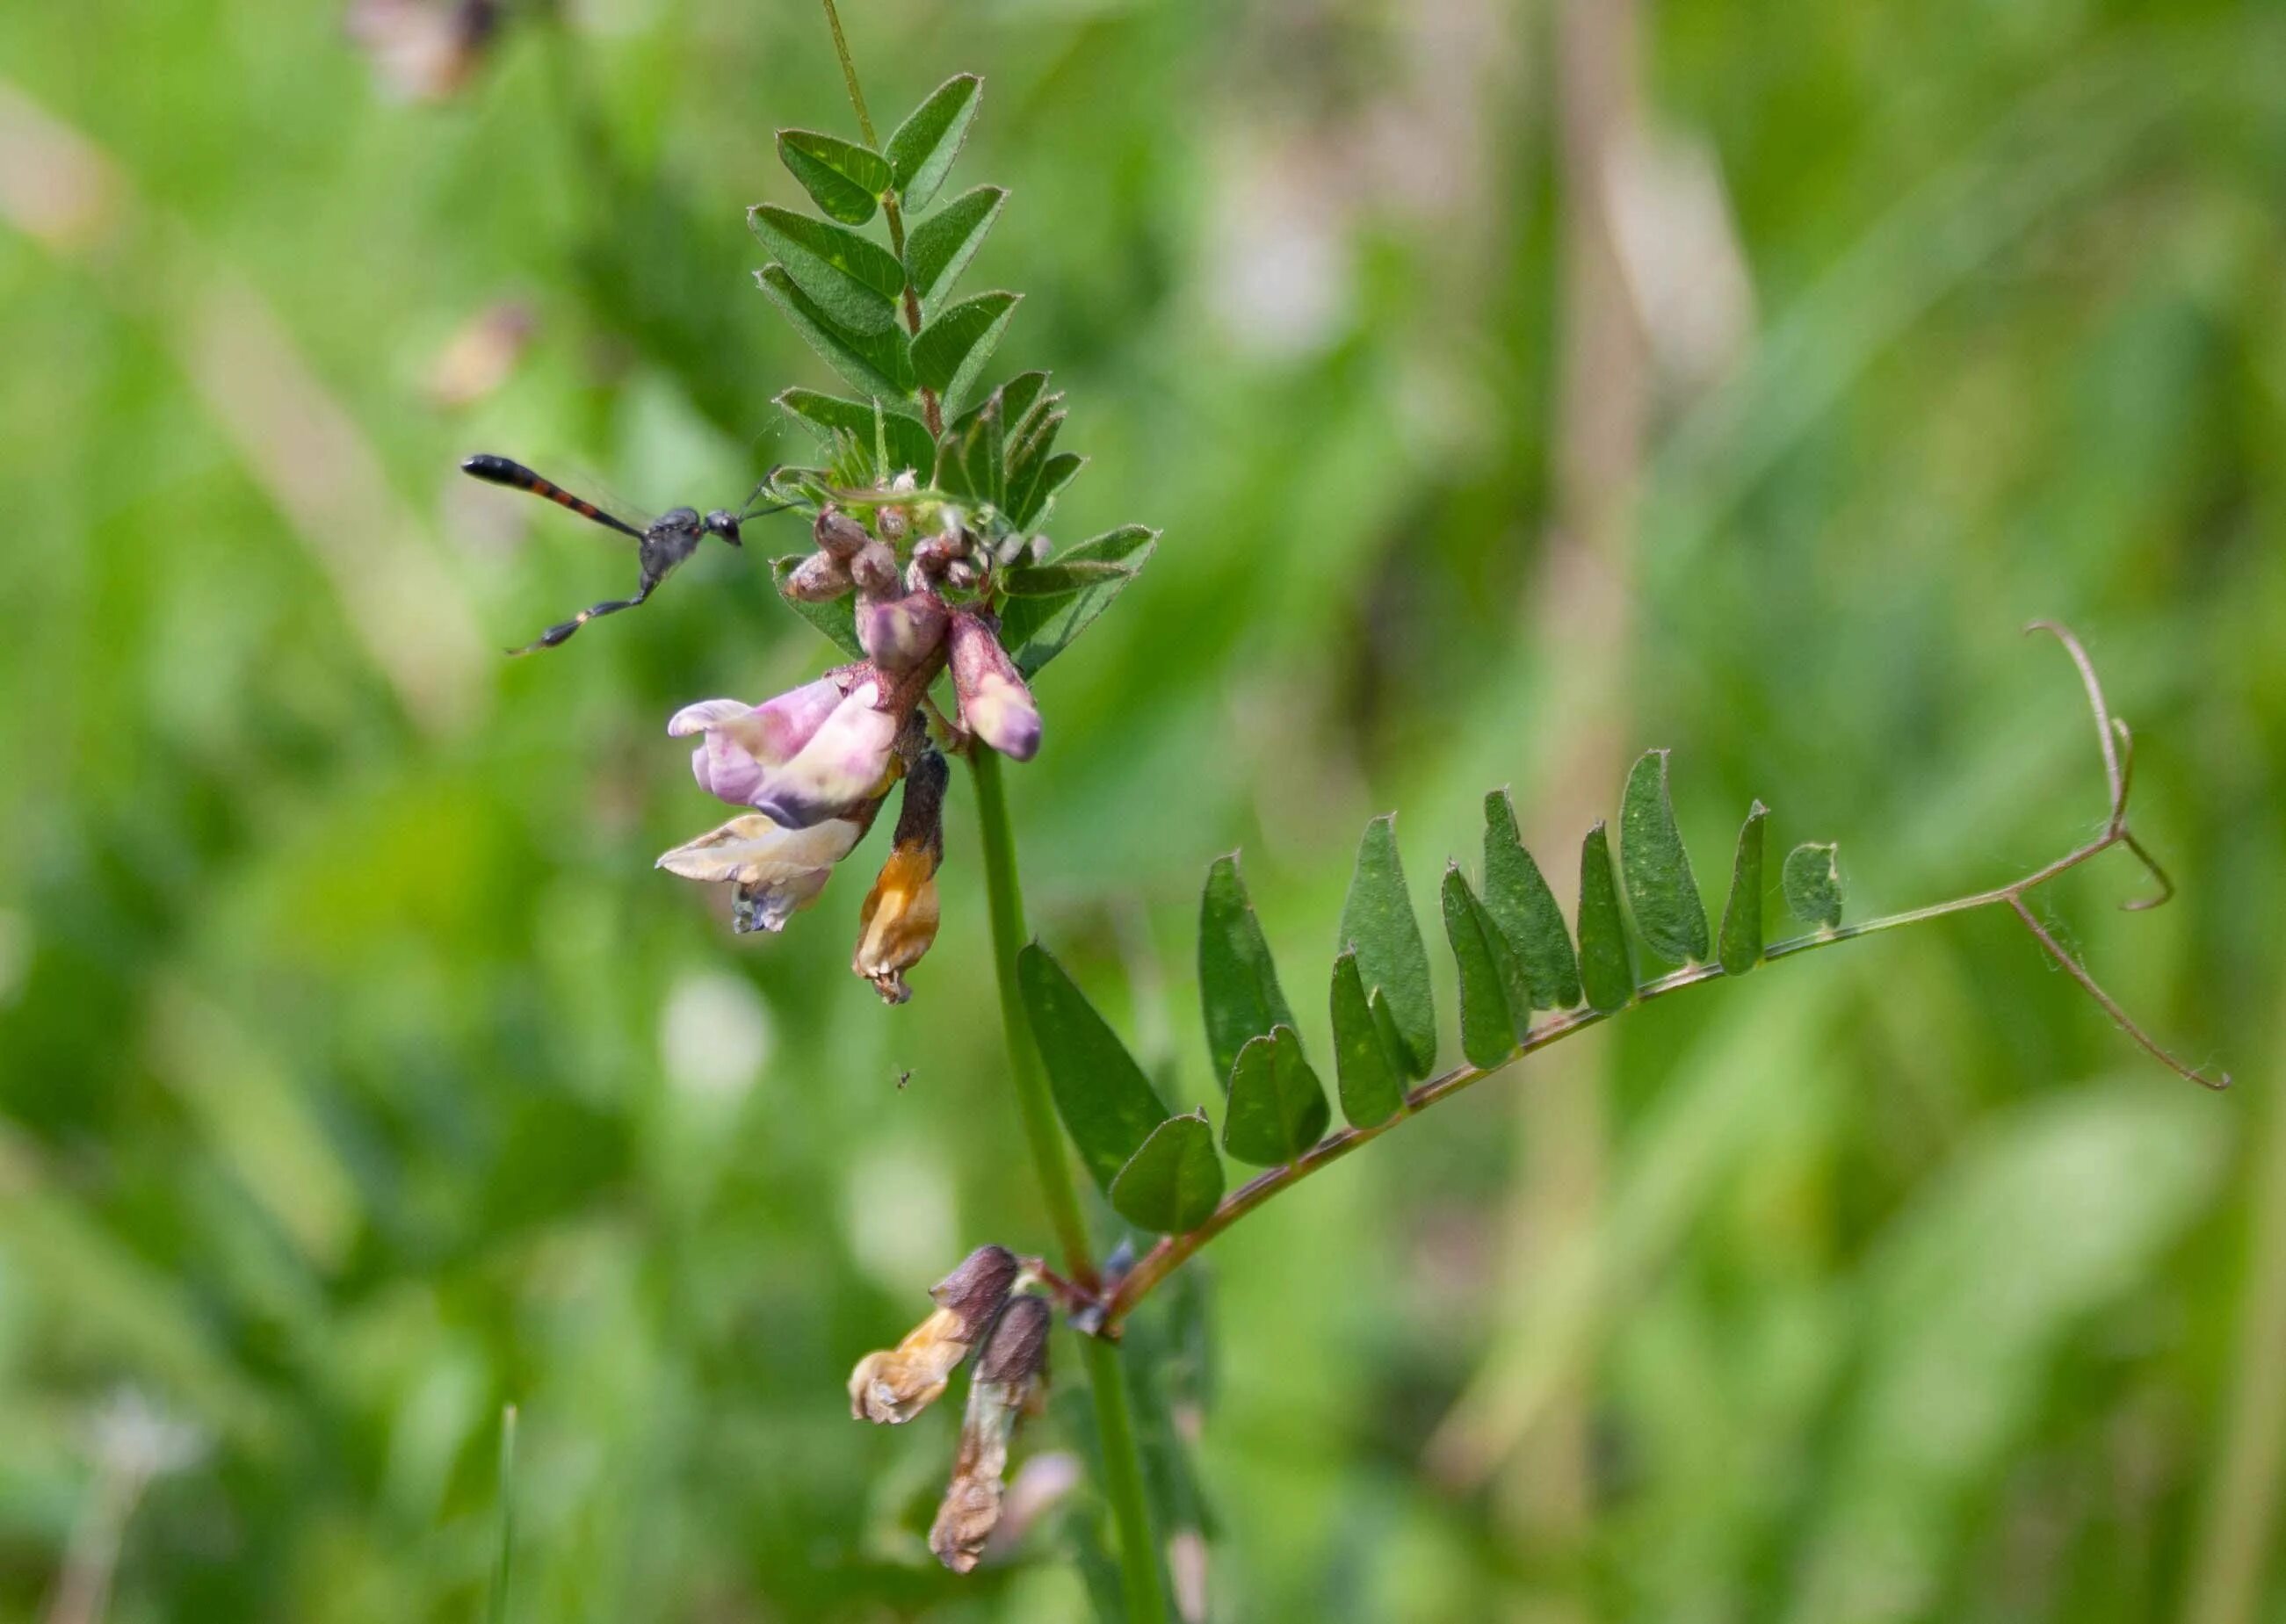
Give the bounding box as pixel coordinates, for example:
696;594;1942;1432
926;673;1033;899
669;674;901;827
670;675;845;805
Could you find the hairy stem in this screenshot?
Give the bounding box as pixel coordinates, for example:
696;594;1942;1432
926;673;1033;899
816;0;942;437
817;0;876;146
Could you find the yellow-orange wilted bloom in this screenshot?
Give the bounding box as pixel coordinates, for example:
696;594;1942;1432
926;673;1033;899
847;1245;1019;1426
852;748;947;1004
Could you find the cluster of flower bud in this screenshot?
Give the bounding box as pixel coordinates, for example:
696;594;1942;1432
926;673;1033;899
653;491;1049;999
845;1245;1054;1573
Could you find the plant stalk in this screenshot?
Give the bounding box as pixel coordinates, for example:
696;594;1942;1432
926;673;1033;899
968;747;1097;1284
1080;1336;1171;1624
969;747;1167;1619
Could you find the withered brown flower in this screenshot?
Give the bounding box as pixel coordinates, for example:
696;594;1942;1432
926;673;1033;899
930;1296;1052;1573
846;1245;1019;1426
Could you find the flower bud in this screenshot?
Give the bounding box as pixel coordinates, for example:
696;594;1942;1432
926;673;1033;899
876;503;909;544
948;611;1042;761
911;529;969;574
929;1296;1053;1574
944;559;980;593
814;509;869;560
783;549;852;603
849;539;901;598
857;588;949;675
852;749;947;1004
847;1245;1019;1426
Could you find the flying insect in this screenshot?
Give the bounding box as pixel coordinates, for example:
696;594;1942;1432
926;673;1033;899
460;453;774;653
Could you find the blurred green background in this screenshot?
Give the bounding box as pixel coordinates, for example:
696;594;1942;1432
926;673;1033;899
2;0;2283;1618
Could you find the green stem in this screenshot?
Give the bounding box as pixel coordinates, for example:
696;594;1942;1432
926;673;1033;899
1080;1335;1171;1624
816;0;943;437
817;0;877;146
968;747;1097;1283
969;748;1167;1619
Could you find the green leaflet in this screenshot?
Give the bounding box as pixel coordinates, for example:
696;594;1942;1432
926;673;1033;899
884;73;982;213
1619;748;1710;965
998;525;1158;677
1718;801;1769;975
1015;452;1085;529
904;185;1006;311
1001;559;1133;596
1110;1111;1223;1234
1016;943;1169;1198
1222;1025;1329;1166
772;388;936;480
1576;821;1635;1014
775;129;892;226
1329;950;1405;1128
769;556;863;659
746;206;902;335
1337;815;1436;1078
1481;789;1582;1009
1783;841;1844;930
1197;854;1297;1089
755;265;914;401
1442;865;1525;1069
912;291;1020;417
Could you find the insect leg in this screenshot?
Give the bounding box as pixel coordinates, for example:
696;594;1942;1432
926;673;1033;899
508;576;658;655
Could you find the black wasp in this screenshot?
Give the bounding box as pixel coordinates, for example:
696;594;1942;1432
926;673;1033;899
460;453;775;653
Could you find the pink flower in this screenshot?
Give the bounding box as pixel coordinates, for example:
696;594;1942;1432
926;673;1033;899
949;612;1042;761
669;674;901;828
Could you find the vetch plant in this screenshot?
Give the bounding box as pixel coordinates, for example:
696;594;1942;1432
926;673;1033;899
470;4;2229;1613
